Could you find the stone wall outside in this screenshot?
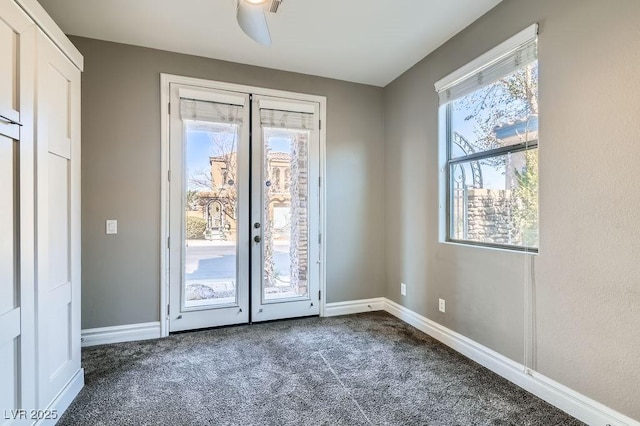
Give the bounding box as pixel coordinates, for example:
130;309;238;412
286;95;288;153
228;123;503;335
465;188;521;246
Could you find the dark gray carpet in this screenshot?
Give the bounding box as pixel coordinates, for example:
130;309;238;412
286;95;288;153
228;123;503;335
59;312;582;425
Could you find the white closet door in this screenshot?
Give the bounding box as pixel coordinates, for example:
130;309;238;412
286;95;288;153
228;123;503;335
0;0;36;421
35;31;81;409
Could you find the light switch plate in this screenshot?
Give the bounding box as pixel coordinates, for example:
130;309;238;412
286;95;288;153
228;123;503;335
106;219;117;235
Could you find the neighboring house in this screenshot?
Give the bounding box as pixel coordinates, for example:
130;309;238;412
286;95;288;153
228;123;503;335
188;151;294;241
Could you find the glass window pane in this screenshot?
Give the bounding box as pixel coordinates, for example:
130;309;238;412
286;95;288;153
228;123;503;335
450;149;538;248
183;121;239;308
262;128;310;301
450;61;538;158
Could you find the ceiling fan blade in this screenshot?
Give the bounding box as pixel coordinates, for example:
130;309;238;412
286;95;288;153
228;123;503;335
237;1;272;46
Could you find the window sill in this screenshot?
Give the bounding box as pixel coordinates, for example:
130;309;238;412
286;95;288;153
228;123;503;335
440;239;539;255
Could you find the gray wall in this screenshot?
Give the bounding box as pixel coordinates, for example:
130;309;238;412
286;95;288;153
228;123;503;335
73;36;385;329
383;0;640;420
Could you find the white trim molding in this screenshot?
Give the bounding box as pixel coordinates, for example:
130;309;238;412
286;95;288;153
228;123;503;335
13;0;83;70
383;298;639;426
81;322;162;347
36;368;84;426
324;298;386;317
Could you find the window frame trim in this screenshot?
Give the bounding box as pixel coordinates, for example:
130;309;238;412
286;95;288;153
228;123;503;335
446;237;539;253
448;140;539;167
438;44;540;253
443;127;540;252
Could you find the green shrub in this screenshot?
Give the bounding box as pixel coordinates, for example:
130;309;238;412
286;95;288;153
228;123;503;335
186;216;207;239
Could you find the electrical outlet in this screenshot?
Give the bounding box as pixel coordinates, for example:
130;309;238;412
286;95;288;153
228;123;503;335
400;282;407;296
439;298;446;313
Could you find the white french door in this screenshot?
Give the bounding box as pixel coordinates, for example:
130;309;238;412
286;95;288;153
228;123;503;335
167;82;321;332
168;85;251;331
250;96;321;322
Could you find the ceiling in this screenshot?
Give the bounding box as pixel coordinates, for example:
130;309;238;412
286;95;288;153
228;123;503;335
37;0;503;87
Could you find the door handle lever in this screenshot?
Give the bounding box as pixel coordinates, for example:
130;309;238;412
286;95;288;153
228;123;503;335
0;114;22;127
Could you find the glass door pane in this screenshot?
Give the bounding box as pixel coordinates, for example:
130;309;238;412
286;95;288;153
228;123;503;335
169;85;249;332
262;128;310;302
250;95;320;323
183;121;240;309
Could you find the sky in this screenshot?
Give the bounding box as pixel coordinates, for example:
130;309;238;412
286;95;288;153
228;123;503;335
450;110;507;190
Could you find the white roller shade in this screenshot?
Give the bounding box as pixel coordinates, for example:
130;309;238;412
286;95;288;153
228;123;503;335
436;24;538;105
260;109;316;130
180;99;244;124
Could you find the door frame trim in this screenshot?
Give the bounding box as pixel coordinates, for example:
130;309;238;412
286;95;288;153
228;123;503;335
159;73;327;337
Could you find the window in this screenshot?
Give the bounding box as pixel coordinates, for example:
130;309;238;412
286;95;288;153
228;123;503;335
436;25;539;252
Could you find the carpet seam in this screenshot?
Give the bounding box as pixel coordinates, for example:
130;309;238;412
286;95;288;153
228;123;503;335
317;350;373;425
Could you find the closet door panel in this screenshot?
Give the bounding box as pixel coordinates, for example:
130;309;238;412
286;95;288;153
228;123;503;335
48;154;70;287
36;31;81;409
0;132;17;397
0;308;19;425
0;19;15;104
47;154;71;373
0;17;17;135
0;1;23;141
0;135;15;308
0;0;36;421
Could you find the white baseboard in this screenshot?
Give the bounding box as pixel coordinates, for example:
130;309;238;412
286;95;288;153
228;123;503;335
36;368;84;426
81;322;161;347
324;297;385;317
383;298;639;426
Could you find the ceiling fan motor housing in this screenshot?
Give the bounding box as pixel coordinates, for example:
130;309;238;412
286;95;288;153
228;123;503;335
269;0;283;13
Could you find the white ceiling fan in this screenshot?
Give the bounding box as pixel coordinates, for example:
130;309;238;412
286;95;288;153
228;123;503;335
236;0;284;46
